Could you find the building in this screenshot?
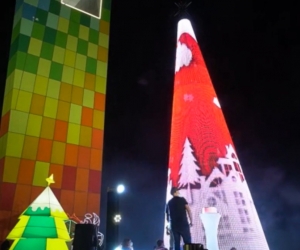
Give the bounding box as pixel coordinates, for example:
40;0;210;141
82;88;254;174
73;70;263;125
164;18;269;250
0;0;111;240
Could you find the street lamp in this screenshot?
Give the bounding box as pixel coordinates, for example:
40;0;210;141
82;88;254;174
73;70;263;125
106;185;125;250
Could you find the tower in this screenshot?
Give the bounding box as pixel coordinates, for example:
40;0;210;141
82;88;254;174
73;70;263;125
164;18;269;250
0;0;111;240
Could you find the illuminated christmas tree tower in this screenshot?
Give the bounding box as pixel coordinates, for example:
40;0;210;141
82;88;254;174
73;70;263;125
7;175;71;249
164;18;269;250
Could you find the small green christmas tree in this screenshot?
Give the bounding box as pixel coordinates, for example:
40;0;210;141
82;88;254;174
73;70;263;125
7;175;71;249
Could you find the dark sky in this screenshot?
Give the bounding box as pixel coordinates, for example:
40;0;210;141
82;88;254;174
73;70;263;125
1;0;300;249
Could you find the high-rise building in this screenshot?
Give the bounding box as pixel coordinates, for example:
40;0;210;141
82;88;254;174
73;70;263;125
0;0;111;240
164;18;269;250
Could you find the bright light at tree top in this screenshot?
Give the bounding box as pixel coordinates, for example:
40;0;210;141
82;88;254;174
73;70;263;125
116;184;125;194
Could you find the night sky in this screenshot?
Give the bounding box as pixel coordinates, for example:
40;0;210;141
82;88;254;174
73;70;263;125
1;0;299;249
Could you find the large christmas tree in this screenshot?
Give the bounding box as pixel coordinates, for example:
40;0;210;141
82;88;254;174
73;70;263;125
6;175;71;249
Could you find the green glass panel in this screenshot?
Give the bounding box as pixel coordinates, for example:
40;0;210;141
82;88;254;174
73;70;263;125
101;8;110;22
19;34;31;52
44;27;57;44
15;52;27;71
77;39;88;55
10;37;19;58
46;12;59;29
12;21;21;42
7;55;17;75
35;8;48;25
20;18;33;37
23;217;57;238
103;0;112;10
31;22;45;40
70;9;81;23
24;206;51;216
89;29;98;44
68;21;79;37
27;216;55;227
14;239;46;250
24;0;38;6
80;13;90;27
40;42;54;60
60;5;71;19
55;31;67;48
24;54;39;74
86;57;97;74
90;17;99;31
50;62;63;80
49;0;61;15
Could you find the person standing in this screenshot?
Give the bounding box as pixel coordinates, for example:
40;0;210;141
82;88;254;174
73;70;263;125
166;187;193;250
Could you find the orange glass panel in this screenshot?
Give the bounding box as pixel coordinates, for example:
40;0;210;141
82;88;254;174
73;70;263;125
97;46;108;62
71;86;83;106
78;146;90;169
57;101;71;122
64;144;78;167
37;138;53;162
13;184;31;214
54;120;68;142
81;107;93;127
22;136;39;160
17;159;35;185
59;83;72;102
79;126;92;147
30;94;46;115
87;193;100;214
92;128;104;149
90;149;102;170
94;93;105;111
74;192;87;217
0;111;10;137
40;117;55;139
30;186;44;203
85;73;95;91
60;190;75;215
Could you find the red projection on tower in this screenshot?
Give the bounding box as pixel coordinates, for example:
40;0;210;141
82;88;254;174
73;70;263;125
164;19;269;250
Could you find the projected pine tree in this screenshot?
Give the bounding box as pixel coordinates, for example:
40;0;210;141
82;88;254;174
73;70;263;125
178;137;200;203
7;175;71;250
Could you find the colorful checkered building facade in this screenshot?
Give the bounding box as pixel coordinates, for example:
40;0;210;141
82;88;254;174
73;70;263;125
0;0;111;239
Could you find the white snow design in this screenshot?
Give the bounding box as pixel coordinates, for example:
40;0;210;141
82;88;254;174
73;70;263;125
213;97;221;108
175;42;192;73
178;138;201;203
29;187;64;212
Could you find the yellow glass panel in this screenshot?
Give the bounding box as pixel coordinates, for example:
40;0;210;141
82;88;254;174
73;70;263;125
0;134;8;159
79;126;92;147
75;54;86;71
40;117;55;139
26;114;42;137
20;72;35;92
13;70;23;89
87;43;98;59
52;46;65;64
33;161;50;187
58;17;69;33
47;79;61;99
69;104;82;124
28;38;42;56
61;66;74;84
34;75;48;96
44;97;58;118
96;61;107;78
57;101;70;121
16;90;32;112
9;110;29;134
37;58;51;77
95;76;106;94
99;33;109;48
11;89;20;110
64;50;76;67
66;35;78;52
83;89;94;108
79;25;89;40
22;135;39;160
67;123;80;145
5;72;14;95
3;156;20;183
73;69;85;87
51;141;66;164
6;132;25;158
2;90;13;115
93;110;105;130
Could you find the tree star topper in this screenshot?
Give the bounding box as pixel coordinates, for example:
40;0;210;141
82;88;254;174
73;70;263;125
46;174;55;186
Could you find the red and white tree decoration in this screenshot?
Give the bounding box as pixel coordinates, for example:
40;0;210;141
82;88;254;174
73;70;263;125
178;137;201;203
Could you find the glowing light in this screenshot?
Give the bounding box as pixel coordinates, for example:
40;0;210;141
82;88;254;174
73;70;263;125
113;214;121;223
116;184;125;194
